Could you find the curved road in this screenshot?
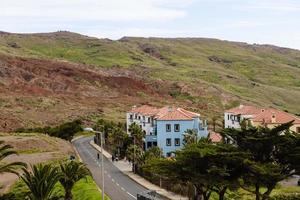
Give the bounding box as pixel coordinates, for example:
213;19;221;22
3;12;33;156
73;136;147;200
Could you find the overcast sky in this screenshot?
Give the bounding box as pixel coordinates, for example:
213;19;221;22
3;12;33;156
2;0;300;50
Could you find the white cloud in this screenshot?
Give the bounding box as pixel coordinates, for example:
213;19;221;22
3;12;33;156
2;0;189;22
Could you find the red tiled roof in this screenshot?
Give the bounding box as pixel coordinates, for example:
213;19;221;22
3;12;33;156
129;105;200;120
225;105;262;116
209;131;222;143
130;105;159;116
252;108;300;124
156;107;199;120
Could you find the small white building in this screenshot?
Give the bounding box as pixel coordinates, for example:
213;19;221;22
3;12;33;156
224;105;262;129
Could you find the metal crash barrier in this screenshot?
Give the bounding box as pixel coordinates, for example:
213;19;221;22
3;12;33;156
137;190;162;200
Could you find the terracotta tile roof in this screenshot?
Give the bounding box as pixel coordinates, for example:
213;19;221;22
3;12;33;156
129;105;200;120
225;105;262;116
156;107;199;120
209;131;222;143
252;108;300;124
130;105;159;116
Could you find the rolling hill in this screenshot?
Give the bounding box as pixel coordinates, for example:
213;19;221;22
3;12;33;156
0;31;299;131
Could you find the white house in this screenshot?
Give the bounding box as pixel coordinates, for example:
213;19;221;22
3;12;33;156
224;105;262;129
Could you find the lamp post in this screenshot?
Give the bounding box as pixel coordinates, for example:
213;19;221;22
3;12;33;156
84;127;105;200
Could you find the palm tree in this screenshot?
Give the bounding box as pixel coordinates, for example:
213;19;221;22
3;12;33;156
21;163;61;200
59;161;91;200
183;129;198;145
128;123;145;148
0;141;27;175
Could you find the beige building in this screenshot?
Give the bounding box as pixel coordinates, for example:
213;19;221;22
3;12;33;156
225;105;300;133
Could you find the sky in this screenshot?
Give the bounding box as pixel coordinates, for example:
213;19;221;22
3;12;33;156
2;0;300;49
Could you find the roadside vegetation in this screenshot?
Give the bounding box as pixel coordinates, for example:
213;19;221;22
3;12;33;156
95;118;300;200
15;120;83;141
0;124;106;199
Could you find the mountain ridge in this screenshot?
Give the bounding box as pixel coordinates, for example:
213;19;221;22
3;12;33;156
0;31;299;131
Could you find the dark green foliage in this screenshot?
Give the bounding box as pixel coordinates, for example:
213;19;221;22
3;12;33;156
221;121;300;200
59;161;91;200
15;120;83;141
128;122;145;148
183;129;198;145
145;141;248;200
47;120;82;141
0;141;27;175
21;164;62;200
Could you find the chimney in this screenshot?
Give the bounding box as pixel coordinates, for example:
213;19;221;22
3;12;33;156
271;112;276;123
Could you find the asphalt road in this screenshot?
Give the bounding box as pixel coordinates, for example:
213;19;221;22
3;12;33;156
73;136;147;200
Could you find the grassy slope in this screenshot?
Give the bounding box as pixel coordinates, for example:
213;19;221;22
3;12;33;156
1;31;300;116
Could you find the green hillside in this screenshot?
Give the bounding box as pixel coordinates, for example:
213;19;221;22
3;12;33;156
1;31;300;116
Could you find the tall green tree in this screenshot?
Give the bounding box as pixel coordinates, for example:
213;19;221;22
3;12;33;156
21;164;61;200
125;144;144;172
183;129;198;145
0;141;27;175
221;121;300;200
59;161;91;200
144;141;247;200
128;123;145;148
108;127;128;155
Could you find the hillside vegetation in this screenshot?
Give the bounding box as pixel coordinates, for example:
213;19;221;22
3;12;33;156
0;31;299;130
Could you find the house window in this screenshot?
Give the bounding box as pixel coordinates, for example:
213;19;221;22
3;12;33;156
148;117;151;123
227;114;229;120
135;114;137;119
130;115;133;119
138;116;141;120
153;142;157;146
140;125;142;129
166;138;171;146
147;142;152;148
175;138;180;146
143;116;145;121
174;124;180;132
143;122;145;127
166;124;171;132
297;127;300;133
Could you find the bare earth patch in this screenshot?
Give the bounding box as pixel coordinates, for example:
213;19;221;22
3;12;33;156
0;133;75;193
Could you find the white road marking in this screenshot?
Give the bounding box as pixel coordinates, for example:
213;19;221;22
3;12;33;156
82;142;138;199
127;192;137;199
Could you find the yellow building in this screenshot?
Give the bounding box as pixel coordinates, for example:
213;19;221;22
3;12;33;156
251;108;300;133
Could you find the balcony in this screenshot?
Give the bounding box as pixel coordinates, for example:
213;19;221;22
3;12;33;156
145;135;157;142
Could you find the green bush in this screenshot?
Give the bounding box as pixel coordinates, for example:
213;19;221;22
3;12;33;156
15;120;83;141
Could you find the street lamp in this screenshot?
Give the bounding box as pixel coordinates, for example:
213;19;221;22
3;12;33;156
84;127;105;200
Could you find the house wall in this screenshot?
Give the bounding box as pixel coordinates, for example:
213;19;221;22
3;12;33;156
252;122;300;133
126;112;154;135
156;119;208;157
224;112;253;129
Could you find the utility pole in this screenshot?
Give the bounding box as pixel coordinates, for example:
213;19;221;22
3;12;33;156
133;137;136;173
